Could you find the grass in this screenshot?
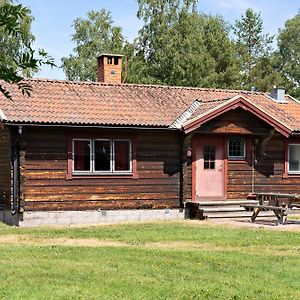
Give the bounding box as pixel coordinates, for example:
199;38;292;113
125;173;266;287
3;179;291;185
0;221;299;299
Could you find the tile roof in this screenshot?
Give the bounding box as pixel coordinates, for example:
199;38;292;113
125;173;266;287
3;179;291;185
0;78;300;132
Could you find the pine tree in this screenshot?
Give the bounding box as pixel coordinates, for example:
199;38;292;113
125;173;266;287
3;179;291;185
233;8;275;90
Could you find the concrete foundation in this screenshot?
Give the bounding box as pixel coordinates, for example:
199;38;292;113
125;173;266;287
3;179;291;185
0;208;185;227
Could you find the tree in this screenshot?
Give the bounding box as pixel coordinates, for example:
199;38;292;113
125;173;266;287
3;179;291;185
233;8;276;90
277;12;300;98
61;9;125;81
127;0;238;88
0;0;55;99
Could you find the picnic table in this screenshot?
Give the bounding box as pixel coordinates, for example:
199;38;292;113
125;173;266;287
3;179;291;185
242;192;300;224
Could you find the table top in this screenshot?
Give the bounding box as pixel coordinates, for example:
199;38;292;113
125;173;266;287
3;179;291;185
254;192;300;199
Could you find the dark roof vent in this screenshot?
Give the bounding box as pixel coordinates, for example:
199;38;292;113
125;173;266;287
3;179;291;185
270;87;286;103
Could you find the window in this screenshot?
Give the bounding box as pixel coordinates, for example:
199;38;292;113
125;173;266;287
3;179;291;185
288;144;300;173
228;137;245;159
72;139;132;174
114;57;119;65
203;145;215;169
114;140;130;171
94;140;111;171
73;140;92;172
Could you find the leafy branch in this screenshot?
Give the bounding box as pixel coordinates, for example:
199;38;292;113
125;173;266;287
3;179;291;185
0;3;56;100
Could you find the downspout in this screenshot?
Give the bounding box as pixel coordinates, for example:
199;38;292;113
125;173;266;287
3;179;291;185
11;126;21;215
251;138;255;193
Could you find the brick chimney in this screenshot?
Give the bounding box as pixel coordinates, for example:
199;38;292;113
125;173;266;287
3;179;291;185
97;54;123;84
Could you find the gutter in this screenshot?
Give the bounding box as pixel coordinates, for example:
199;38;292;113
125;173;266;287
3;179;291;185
290;132;300;136
5;122;179;131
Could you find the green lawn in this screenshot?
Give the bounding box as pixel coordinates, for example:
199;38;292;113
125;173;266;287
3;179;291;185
0;221;299;299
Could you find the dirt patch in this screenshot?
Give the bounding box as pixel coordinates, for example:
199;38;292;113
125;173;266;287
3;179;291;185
1;235;298;257
208;219;300;232
0;235;127;248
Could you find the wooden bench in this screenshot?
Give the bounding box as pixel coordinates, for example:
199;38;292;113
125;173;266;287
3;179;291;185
241;192;300;224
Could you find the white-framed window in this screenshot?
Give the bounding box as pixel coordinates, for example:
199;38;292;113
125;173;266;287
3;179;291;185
228;137;246;160
288;144;300;173
72;138;132;174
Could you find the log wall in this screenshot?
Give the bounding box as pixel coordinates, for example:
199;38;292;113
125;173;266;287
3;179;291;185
21;127;182;211
0;126;12;209
228;135;300;198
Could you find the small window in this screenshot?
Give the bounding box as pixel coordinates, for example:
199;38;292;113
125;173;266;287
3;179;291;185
73;140;91;172
203;145;215;169
228;137;245;159
107;56;113;64
288;144;300;173
114;57;119;65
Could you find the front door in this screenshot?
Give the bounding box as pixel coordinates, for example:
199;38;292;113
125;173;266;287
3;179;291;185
194;136;225;200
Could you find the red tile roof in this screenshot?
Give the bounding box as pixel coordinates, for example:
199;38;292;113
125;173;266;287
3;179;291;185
0;78;300;132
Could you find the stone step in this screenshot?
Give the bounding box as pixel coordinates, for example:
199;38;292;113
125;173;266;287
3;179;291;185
199;206;248;213
193;200;258;206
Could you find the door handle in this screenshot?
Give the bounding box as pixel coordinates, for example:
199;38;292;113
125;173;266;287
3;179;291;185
218;165;223;172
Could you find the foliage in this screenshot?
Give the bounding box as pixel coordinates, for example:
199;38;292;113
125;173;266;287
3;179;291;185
0;222;299;299
61;9;125;81
0;1;55;100
61;3;299;96
233;8;282;91
277;11;300;98
127;0;239;88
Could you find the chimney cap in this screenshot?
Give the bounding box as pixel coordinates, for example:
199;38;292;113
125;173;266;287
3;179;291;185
97;53;124;59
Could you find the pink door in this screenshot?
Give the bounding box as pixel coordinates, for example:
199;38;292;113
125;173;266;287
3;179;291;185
194;137;225;200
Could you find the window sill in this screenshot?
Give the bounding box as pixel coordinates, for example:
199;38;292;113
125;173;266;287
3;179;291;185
228;158;248;163
66;173;138;180
282;173;300;179
228;157;246;161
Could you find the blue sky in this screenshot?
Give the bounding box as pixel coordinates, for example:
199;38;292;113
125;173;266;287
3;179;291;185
19;0;300;80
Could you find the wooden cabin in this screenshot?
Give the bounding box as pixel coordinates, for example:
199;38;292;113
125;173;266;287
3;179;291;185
1;54;300;226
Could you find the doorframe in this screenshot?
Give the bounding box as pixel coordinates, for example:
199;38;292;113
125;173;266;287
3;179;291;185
192;135;227;201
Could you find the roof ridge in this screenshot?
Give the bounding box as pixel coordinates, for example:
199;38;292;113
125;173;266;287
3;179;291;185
22;77;268;95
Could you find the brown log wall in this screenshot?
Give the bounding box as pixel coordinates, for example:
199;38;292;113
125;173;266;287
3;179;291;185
22;128;181;211
227;135;300;198
0;127;12;209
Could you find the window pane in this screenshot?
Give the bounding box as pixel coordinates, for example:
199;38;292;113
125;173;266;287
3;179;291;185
74;140;91;171
203;145;215;170
228;138;245;158
289;145;300;172
94;141;111;171
115;141;130;171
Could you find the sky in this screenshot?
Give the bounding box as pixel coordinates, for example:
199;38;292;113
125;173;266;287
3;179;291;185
19;0;300;80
